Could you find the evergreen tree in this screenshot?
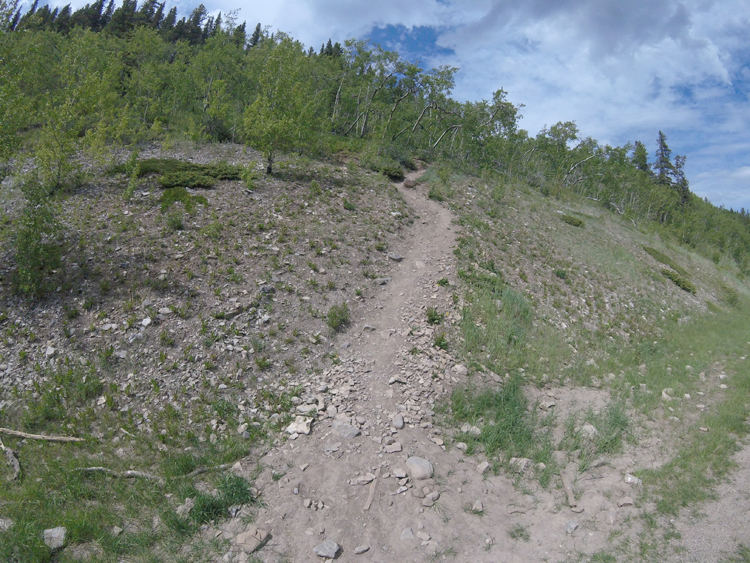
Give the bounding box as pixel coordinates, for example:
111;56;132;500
654;130;674;186
249;22;261;46
632;140;650;173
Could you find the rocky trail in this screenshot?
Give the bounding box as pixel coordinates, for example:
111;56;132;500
210;171;743;563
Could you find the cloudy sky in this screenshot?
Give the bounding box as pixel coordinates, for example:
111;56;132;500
186;0;746;210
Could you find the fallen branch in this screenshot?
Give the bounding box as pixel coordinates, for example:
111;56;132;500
76;467;164;485
363;467;381;511
0;427;85;443
182;463;234;479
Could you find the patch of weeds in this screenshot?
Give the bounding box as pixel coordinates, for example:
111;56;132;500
561;214;584;227
661;269;696;293
159;330;175;347
437;277;450;287
426;307;443;325
590;551;617;563
428;187;445;202
255;356;272;370
508;523;530;542
343;199;356;211
434;332;449;351
160;187;208;214
326;303;350;332
554;269;566;279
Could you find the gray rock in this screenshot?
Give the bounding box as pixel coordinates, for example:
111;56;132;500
0;517;13;532
565;520;578;535
387;253;403;262
406;457;434;480
477;461;491;474
618;496;634;507
313;539;341;558
286;416;312;435
383;442;402;453
392;414;404;429
404;178;417;188
354;544;370;554
373;278;391;285
400;527;415;540
43;526;67;550
332;420;360;439
472;500;484;512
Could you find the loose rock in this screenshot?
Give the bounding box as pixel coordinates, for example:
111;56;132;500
313;539;341;559
43;527;67;550
406;457;434;480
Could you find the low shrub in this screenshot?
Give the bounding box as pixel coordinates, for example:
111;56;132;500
327;303;350;332
561;214;584;228
662;269;696;293
158;171;216;190
643;246;690;278
160;187;208;214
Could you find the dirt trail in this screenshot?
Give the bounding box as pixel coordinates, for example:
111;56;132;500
217;171;743;563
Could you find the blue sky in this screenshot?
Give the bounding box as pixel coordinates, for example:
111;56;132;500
28;0;750;210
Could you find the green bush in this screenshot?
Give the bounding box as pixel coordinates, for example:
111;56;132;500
426;307;444;325
13;177;62;296
327;303;350;332
561;214;584;228
661;269;696;293
643;246;690;278
158;171;216;189
379;164;404;181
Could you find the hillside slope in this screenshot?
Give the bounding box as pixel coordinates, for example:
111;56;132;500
0;146;749;562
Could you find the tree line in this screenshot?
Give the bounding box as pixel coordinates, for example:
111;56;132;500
1;0;749;294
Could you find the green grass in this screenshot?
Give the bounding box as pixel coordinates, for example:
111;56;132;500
0;352;272;562
426;307;444;325
159;187;208;214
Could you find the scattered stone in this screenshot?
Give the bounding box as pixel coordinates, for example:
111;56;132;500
286;416;312;435
565;520;578;535
400;527;415;540
509;457;532;473
313;539;341;559
384;442;402;453
477;461;491;475
618;496;635;507
472;500;484;512
404;178;417;188
392;414;405;429
233;527;269;553
141;317;152;327
387;253;403;262
460;422;481;436
354;544;370;555
580;423;598;438
406;457;434;480
393;468;408;479
45;346;56;358
43;527;67;550
176;497;195;518
416;531;431;541
454;442;468;452
332;420;361;439
0;518;13;532
661;388;673;401
539;399;556;411
324;442;341;453
374;278;391;285
112;526;122;537
454;364;468;376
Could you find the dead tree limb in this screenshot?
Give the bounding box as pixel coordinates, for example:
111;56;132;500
0;428;85;443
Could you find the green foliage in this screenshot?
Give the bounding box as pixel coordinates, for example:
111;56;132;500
426;307;444;325
13;176;62;297
159;187;208;214
157;170;214;189
561;214;584;228
661;268;696;293
326;303;350;332
449;375;538;457
642;246;690;278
